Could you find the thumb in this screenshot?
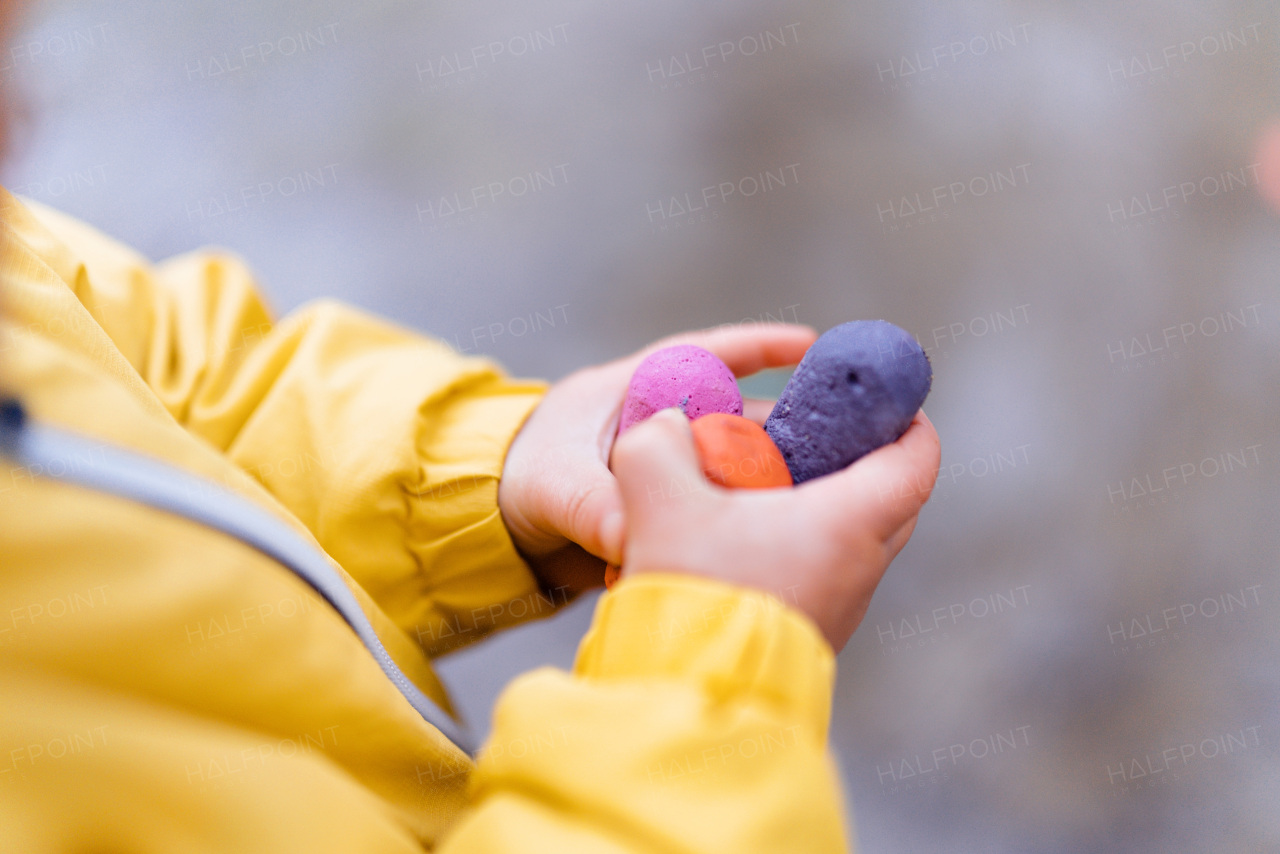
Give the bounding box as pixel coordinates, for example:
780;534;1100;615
609;408;707;532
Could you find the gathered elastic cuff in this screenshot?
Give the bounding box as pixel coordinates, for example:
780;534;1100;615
399;373;565;655
574;573;835;739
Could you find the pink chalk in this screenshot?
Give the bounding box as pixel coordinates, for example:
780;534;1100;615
617;345;742;435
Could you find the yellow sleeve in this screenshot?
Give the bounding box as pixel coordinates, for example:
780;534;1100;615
439;574;854;853
12;194;553;656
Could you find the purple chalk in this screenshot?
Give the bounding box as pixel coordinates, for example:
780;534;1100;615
765;320;932;484
617;344;743;435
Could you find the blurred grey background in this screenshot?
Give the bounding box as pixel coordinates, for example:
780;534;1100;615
4;0;1278;850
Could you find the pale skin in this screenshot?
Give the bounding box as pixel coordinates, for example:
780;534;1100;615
497;323;941;651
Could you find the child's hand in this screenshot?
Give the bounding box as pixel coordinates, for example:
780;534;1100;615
609;406;941;651
497;324;817;596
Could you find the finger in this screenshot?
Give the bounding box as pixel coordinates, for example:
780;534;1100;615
883;514;919;562
654;323;817;377
742;398;775;426
611;323;815;380
797;408;942;542
609;408;707;535
599;510;625;566
554;471;626;565
850;410;941;531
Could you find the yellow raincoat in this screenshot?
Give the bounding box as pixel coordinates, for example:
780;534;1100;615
0;187;851;852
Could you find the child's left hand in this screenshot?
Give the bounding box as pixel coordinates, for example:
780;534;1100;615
497;323;817;597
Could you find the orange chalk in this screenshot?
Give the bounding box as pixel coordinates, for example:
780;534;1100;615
604;563;622;588
690;413;793;489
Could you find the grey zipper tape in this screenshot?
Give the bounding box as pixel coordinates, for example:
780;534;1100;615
0;398;476;756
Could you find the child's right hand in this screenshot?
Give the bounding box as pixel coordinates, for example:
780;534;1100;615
609;406;941;652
